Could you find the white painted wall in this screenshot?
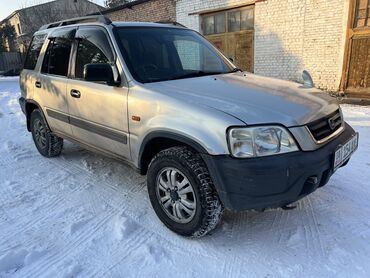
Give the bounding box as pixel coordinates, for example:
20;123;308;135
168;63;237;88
176;0;350;91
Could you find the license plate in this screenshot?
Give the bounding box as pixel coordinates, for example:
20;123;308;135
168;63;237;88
333;133;359;171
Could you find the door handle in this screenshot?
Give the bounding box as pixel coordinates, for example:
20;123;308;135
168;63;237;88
35;81;41;88
70;89;81;98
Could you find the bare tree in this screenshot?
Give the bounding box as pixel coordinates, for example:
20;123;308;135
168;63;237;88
0;24;17;52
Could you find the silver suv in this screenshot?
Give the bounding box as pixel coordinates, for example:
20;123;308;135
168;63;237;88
19;16;358;237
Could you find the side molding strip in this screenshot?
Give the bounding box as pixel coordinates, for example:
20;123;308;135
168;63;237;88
46;109;127;144
46;109;69;123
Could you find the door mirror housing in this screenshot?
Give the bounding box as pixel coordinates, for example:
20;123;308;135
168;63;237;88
83;63;119;86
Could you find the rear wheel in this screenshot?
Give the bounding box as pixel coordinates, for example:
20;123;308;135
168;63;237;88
147;146;223;237
30;109;63;157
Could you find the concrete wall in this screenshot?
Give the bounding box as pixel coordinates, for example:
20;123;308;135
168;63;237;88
176;0;350;91
104;0;176;22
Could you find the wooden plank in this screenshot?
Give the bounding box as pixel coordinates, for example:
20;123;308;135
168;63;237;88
341;0;370;96
347;36;370;93
0;52;23;72
226;30;254;72
189;1;257;16
206;31;254;72
206;34;227;54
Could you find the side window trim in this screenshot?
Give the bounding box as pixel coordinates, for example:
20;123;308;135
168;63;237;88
40;28;76;78
71;26;123;86
23;33;47;70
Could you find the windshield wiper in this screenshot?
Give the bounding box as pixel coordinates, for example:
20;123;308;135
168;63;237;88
169;71;225;81
229;67;243;73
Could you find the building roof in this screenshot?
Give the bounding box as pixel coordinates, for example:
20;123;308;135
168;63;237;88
90;0;153;15
1;0;104;24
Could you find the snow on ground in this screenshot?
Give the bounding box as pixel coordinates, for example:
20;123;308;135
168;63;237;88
0;77;369;278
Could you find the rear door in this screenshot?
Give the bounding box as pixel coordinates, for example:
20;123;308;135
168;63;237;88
66;26;130;158
35;28;75;136
20;34;46;103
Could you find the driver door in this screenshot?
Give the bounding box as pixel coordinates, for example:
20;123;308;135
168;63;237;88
67;26;130;158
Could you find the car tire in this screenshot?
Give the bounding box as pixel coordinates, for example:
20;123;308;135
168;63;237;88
147;146;223;237
30;109;63;157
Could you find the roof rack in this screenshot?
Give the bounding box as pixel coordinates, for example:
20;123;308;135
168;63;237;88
39;15;112;31
155;21;186;28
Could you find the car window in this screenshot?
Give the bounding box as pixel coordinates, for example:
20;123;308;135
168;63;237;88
24;34;46;70
74;28;114;79
174;38;224;72
41;37;72;77
114;27;233;83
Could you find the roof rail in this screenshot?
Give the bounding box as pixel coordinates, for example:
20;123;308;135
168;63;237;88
155;21;187;28
39;15;112;31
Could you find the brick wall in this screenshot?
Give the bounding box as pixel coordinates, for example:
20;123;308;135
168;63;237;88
254;0;350;91
176;0;350;91
176;0;254;31
104;0;176;22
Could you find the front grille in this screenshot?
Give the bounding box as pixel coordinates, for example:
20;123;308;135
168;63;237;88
307;109;342;141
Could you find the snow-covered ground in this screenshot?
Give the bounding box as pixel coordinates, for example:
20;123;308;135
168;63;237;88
0;77;369;278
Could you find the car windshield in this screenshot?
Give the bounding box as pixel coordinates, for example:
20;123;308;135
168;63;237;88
114;27;235;83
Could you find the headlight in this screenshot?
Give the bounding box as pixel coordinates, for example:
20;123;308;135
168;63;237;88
228;126;298;158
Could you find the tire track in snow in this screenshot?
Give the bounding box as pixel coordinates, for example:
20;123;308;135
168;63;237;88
305;197;326;258
93;229;151;277
0;156;85;249
21;208;117;278
259;208;285;260
0;186;81;250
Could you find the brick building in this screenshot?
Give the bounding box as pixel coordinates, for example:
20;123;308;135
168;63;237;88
95;0;176;23
0;0;103;53
176;0;370;97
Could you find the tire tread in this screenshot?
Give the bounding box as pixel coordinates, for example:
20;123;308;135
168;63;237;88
148;146;223;237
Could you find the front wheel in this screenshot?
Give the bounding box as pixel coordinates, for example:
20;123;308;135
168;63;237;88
147;146;223;237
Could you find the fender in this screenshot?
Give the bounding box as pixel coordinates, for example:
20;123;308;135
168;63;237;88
24;99;50;132
138;130;209;171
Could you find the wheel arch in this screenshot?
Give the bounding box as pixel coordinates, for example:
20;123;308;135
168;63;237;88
25;100;49;132
138;131;209;175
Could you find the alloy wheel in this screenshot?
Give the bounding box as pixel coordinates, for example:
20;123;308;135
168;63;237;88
155;167;197;224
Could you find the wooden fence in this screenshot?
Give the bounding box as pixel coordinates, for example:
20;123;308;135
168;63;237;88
0;52;24;73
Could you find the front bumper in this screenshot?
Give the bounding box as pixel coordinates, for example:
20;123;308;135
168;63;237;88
202;122;357;211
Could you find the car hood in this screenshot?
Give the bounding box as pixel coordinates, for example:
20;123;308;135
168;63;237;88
144;72;339;127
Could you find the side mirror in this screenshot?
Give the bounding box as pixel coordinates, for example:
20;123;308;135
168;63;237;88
83;63;118;86
302;70;314;88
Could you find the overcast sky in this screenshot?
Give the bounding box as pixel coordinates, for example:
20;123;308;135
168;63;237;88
0;0;106;21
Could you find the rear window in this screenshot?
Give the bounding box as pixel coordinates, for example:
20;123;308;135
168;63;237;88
41;38;72;77
24;34;46;70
